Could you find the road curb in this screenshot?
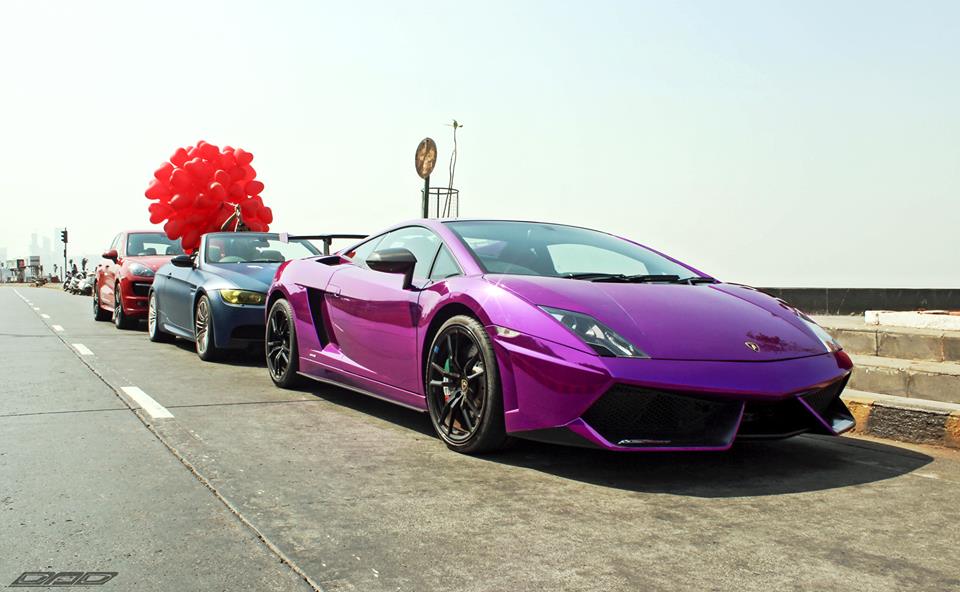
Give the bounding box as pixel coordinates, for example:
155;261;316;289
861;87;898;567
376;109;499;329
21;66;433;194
843;390;960;449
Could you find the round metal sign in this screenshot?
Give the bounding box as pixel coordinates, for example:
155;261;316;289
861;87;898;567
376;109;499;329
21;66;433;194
415;138;437;179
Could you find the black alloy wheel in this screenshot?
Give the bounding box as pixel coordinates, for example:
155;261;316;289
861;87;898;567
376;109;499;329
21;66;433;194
265;299;302;388
425;315;509;454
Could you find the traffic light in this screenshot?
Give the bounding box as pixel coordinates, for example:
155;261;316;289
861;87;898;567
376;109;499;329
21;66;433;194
60;229;68;243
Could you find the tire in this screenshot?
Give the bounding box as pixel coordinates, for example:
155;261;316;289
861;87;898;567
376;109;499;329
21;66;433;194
194;294;221;361
93;283;110;321
113;283;138;329
147;291;172;343
425;315;509;454
265;298;302;388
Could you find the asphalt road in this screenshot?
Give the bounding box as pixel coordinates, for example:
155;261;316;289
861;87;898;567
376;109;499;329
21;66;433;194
2;285;959;592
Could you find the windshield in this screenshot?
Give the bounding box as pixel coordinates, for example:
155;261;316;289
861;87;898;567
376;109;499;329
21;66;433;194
445;221;697;279
127;233;184;256
204;233;320;264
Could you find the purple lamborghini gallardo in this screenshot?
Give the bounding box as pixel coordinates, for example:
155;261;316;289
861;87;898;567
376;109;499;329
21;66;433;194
265;220;855;454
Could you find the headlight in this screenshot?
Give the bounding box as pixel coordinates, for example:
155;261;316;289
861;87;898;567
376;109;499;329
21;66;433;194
128;263;154;277
539;306;647;358
797;311;841;353
219;289;266;305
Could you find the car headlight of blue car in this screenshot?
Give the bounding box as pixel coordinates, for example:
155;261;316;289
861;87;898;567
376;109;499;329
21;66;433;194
219;289;266;305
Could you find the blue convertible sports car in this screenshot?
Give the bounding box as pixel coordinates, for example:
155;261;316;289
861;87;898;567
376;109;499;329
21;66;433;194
147;232;321;360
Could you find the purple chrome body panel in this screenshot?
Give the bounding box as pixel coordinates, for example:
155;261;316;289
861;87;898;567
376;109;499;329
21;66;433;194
268;219;854;451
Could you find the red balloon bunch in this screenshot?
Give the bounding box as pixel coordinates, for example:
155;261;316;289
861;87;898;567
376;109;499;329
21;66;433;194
144;141;273;252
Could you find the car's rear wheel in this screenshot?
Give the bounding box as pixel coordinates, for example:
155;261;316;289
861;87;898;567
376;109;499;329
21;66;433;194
93;283;110;321
194;295;221;361
113;283;137;329
425;315;509;454
266;298;302;388
147;292;172;343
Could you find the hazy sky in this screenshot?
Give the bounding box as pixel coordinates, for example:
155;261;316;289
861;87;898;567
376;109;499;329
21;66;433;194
1;1;957;286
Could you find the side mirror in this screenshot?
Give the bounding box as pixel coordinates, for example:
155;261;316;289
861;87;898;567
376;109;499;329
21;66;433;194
102;249;118;262
171;254;194;268
367;248;417;289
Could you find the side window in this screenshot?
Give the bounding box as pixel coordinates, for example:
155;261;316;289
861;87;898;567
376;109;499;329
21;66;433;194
377;227;441;279
429;246;461;280
344;235;385;267
109;234;121;255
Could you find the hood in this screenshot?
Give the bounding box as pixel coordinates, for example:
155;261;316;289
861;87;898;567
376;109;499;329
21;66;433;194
125;255;173;272
205;262;280;291
486;275;827;362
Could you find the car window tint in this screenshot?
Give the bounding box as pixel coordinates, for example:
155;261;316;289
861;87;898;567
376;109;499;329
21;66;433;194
547;244;649;276
377;227;441;279
344;235;385;267
429;245;461;280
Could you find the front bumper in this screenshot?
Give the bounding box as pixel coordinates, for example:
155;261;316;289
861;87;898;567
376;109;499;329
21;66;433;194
489;327;854;451
119;276;155;318
208;295;266;350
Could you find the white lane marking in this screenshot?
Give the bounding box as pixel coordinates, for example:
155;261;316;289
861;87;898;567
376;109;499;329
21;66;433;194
52;325;64;332
32;306;40;311
120;386;174;419
72;343;94;356
41;314;50;319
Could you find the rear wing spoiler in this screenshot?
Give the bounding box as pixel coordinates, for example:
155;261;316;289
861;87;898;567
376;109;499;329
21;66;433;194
278;233;368;255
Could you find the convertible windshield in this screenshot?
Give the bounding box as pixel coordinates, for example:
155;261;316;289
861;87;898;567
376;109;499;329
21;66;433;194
204;233;320;264
127;233;184;256
445;221;698;279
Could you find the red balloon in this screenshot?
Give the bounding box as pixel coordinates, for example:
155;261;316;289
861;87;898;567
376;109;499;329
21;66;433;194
170;147;189;167
164;218;184;239
170;168;195;191
145;179;171;201
208;182;227;201
169;193;196;210
147;141;270;253
235;149;254;166
245;180;265;196
154;162;174;182
195;192;214;210
198;143;220;161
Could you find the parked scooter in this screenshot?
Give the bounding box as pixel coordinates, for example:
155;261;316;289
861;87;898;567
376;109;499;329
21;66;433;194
78;274;94;296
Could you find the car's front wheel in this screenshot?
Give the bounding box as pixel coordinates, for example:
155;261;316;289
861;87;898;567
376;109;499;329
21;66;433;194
113;283;137;329
194;295;221;361
147;292;172;343
266;298;302;388
425;315;509;454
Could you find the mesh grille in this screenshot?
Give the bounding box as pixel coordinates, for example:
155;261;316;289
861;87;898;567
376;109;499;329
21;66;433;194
131;282;151;297
581;386;742;447
801;377;847;414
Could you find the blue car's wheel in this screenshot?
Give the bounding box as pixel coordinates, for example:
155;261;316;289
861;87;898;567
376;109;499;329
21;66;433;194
266;298;302;388
194;295;221;361
425;315;509;454
147;292;172;343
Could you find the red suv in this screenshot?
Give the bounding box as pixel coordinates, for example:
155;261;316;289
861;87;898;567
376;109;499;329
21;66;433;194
94;231;183;329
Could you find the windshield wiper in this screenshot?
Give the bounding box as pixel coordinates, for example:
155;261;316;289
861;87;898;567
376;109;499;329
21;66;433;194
678;276;718;284
563;273;682;283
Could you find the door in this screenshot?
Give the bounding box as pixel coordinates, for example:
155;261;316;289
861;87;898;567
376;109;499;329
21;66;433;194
161;257;203;333
325;226;442;393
